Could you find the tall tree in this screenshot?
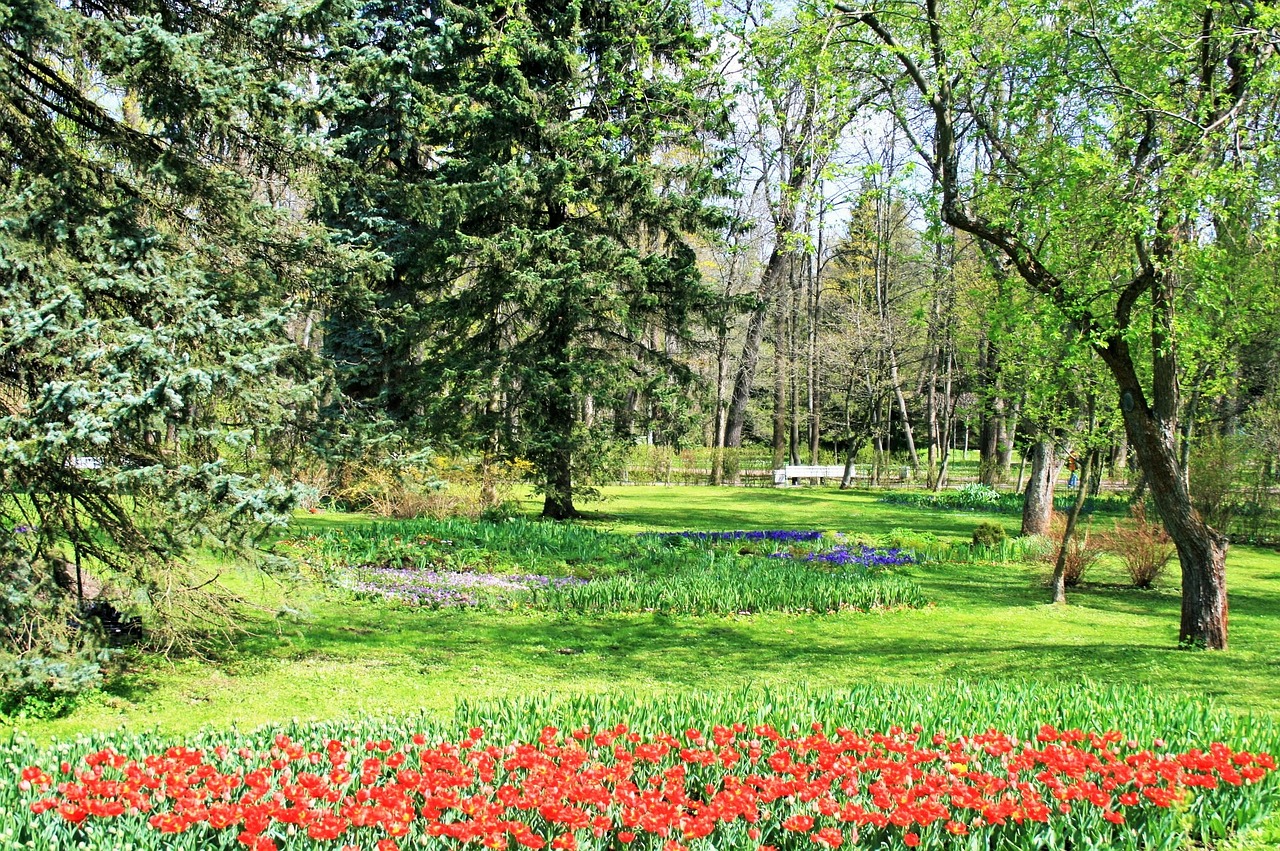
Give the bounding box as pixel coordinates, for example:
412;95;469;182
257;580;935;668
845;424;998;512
721;2;864;450
842;0;1280;647
0;0;340;684
321;0;727;518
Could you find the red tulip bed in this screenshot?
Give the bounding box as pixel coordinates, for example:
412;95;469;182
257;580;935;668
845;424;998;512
6;683;1279;851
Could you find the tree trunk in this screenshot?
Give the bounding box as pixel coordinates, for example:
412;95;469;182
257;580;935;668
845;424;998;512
1050;448;1096;604
889;350;920;469
725;142;814;448
1021;437;1056;536
1100;326;1227;649
772;291;788;469
540;378;578;519
1000;396;1020;475
542;450;576;519
978;396;1004;485
725;264;777;448
929;345;955;491
539;292;580;520
789;268;801;466
807;233;822;465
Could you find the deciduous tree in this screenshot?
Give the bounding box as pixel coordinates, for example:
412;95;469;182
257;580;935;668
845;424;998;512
841;0;1280;647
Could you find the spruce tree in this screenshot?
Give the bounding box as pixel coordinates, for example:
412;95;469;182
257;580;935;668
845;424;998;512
0;0;348;698
319;0;729;517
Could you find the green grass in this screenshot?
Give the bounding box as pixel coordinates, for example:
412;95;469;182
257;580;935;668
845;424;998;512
4;485;1277;745
6;485;1280;848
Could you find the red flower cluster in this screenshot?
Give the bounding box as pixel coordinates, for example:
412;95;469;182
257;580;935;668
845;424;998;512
19;723;1275;850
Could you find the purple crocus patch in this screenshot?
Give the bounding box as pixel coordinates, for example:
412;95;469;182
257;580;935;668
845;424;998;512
346;565;587;607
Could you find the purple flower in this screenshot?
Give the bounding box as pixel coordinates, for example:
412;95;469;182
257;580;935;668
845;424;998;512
768;545;914;568
13;524;32;535
343;566;587;607
656;530;825;544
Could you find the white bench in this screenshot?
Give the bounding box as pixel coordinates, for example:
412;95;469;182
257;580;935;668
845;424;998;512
773;464;850;485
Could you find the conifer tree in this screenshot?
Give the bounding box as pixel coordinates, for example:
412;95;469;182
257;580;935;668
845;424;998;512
320;0;729;518
0;0;348;696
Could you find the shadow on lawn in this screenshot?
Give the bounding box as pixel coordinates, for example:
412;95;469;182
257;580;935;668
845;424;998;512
418;615;1185;693
593;488;985;540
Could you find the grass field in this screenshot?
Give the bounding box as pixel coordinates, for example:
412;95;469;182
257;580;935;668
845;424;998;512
9;485;1279;744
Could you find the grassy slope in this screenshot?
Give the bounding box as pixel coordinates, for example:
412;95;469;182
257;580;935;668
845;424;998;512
5;485;1276;745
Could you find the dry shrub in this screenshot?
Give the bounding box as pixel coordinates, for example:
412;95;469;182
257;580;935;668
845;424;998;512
334;466;445;519
1038;512;1104;587
1103;503;1177;589
325;454;528;520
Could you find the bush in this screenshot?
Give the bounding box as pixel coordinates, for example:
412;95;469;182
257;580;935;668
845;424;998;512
1039;512;1104;587
972;521;1008;547
0;537;105;717
1103;503;1177;589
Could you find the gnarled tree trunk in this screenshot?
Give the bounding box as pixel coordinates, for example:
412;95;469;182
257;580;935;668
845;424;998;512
1103;339;1228;648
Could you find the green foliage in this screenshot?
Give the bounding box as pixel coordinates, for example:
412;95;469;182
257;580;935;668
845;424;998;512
0;655;102;720
882;483;1001;510
278;517;928;615
881;488;1129;517
278;517;652;580
1190;435;1255;535
972;521;1007;548
0;0;353;687
318;0;730;517
528;563;926;615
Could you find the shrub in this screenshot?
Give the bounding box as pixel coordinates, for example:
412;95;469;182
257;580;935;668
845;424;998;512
1104;503;1178;589
331;457;446;518
1039;512;1104;587
0;654;103;719
0;537;105;717
972;521;1008;547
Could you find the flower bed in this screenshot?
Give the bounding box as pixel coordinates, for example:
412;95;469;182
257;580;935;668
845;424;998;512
12;723;1276;851
346;565;588;608
280;521;927;616
768;546;913;569
4;684;1277;850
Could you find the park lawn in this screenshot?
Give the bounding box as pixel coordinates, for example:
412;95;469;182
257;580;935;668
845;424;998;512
8;485;1279;745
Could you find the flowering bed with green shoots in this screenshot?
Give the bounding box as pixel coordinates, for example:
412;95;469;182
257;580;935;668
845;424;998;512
277;521;928;616
3;684;1275;851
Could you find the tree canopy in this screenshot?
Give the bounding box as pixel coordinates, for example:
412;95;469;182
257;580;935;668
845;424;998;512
0;0;349;687
319;0;730;517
